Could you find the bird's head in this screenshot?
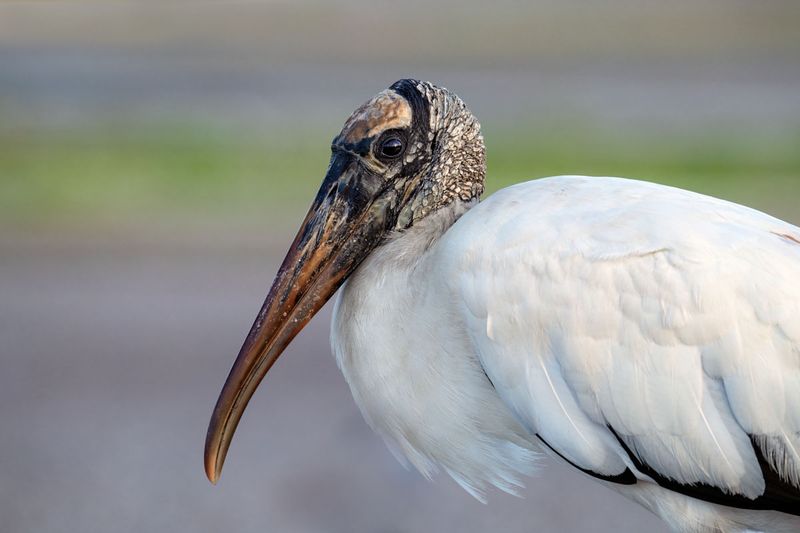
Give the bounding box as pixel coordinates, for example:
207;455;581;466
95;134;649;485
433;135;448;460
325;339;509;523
204;79;485;484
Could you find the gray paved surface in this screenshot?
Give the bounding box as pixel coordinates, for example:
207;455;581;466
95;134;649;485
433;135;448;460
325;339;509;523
0;240;667;532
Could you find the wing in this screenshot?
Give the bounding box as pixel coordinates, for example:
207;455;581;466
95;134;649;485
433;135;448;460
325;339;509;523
440;176;800;513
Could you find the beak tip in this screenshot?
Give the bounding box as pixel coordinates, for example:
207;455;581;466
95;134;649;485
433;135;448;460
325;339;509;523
205;458;221;485
204;438;223;485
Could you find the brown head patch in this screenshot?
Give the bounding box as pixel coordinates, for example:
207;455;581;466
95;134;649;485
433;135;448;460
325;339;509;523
340;90;412;144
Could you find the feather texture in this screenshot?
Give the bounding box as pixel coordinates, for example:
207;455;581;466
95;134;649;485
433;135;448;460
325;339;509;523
443;177;800;495
333;175;800;531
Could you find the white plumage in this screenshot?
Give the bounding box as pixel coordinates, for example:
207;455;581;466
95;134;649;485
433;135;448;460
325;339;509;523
332;176;800;532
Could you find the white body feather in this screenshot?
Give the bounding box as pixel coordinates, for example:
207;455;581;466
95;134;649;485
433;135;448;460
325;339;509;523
332;176;800;532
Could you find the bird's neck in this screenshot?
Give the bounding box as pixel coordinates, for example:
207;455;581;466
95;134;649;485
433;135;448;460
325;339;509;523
385;199;477;266
331;195;538;499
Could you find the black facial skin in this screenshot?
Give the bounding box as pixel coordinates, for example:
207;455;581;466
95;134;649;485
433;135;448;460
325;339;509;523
331;80;432;186
390;79;431;135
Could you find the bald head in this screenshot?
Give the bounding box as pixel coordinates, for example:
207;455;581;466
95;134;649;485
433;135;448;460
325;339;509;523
329;79;485;226
339;90;413;145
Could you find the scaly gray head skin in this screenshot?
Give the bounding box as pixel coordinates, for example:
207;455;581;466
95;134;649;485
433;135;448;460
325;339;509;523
204;79;485;483
397;80;485;226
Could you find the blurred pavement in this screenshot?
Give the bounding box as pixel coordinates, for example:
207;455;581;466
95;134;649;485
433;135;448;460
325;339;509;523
0;242;667;532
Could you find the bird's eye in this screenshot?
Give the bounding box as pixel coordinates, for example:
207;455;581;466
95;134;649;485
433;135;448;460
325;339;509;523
379;137;404;159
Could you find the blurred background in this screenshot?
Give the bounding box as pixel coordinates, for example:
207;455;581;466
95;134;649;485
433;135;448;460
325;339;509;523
1;1;798;532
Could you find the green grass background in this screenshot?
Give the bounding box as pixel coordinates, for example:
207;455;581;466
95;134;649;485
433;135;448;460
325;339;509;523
2;124;798;235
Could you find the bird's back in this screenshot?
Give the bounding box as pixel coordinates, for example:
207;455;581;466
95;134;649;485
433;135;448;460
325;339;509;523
436;176;800;531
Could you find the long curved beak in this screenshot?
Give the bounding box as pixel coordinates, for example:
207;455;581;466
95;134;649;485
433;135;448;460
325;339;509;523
204;152;394;484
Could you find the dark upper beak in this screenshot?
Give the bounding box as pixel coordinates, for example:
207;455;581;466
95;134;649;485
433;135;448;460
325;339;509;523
204;151;396;484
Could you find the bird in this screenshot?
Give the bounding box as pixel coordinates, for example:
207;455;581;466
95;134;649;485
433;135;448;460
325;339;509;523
204;79;800;532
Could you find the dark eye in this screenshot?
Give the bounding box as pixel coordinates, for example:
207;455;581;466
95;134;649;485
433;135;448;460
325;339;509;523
379;137;404;158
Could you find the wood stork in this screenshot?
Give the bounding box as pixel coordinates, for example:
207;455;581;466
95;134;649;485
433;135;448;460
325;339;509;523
205;80;800;532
